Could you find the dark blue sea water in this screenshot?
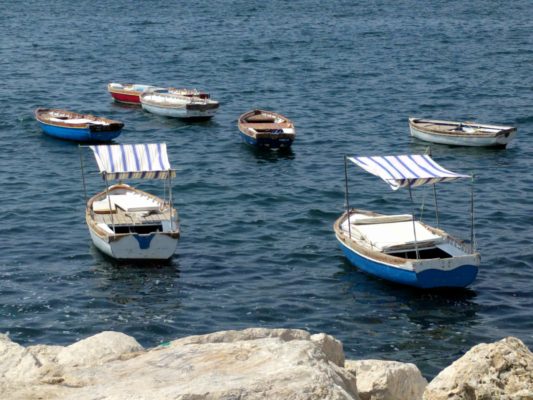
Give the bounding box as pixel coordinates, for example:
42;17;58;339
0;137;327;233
1;0;532;378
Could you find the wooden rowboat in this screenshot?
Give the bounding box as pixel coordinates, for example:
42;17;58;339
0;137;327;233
35;108;123;142
108;82;210;105
82;143;179;260
107;83;159;104
140;89;219;120
409;117;517;148
238;109;295;149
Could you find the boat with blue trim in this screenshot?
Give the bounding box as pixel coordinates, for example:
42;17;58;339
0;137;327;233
334;154;480;289
35;108;123;142
81;143;179;260
238;109;295;149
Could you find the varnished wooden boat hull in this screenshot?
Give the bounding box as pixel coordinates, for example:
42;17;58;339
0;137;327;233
238;109;295;149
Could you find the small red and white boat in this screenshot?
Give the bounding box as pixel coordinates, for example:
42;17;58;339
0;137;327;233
108;83;159;104
108;82;210;105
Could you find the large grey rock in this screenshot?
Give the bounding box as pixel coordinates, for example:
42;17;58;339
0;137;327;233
345;359;427;400
423;336;533;400
0;328;360;400
311;333;345;367
0;333;43;383
56;331;144;367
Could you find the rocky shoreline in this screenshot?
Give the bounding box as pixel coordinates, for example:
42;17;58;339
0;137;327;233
1;328;532;400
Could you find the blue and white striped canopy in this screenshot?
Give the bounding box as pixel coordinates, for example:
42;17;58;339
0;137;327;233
89;143;175;180
348;155;469;190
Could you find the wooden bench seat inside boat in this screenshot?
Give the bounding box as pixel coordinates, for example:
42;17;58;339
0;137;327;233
243;123;288;130
245;114;276;123
48;117;108;125
347;214;413;225
341;215;444;252
93;192;160;214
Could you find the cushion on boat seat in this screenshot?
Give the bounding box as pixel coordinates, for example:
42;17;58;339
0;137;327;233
111;192;160;212
97;223;115;234
342;219;444;252
93;198;117;214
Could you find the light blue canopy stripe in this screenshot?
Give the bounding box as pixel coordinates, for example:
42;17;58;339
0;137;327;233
348;155;469;190
89;143;176;180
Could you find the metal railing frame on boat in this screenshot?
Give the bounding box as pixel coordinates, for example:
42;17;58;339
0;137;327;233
342;155;477;260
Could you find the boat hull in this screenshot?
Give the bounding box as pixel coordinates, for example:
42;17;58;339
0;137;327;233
333;210;479;289
337;237;478;289
409;119;516;148
37;121;122;142
110;92;142;104
89;228;178;260
141;102;217;120
238;130;294;149
108;83;158;104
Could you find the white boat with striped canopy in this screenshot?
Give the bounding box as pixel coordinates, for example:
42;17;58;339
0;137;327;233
81;143;179;260
334;154;480;289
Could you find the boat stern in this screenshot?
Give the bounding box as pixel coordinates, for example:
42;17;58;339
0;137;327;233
413;253;480;288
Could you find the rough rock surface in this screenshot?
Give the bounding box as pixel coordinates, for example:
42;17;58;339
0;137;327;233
423;336;533;400
345;359;427;400
0;328;360;400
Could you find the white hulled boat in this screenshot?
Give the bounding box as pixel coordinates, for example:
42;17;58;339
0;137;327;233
140;89;219;120
409;118;516;148
82;143;179;260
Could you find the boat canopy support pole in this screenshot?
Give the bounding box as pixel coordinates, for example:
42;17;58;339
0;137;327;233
78;146;89;212
408;185;420;260
470;175;475;253
103;172;115;233
433;184;439;228
168;170;174;230
344;156;352;238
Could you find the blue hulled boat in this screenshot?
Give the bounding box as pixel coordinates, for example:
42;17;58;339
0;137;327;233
238;109;295;149
334;154;480;289
35;108;123;142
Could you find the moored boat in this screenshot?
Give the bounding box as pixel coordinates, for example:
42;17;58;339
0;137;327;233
108;82;210;105
334;154;480;289
409;117;516;148
82;143;179;260
140;89;219;120
107;83;159;104
237;109;295;149
35;108;123;142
